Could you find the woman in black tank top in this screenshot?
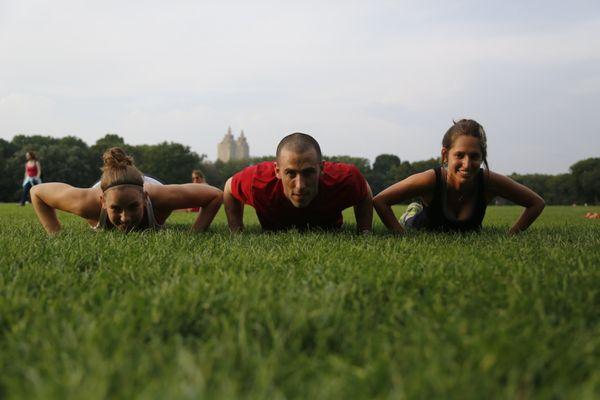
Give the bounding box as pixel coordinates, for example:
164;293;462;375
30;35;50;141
373;120;545;235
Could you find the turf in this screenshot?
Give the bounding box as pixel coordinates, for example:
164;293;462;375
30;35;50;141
0;204;599;399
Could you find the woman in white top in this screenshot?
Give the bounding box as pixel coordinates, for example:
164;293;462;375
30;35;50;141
31;147;223;234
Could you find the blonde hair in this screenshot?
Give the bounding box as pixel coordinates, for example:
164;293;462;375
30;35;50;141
100;147;144;191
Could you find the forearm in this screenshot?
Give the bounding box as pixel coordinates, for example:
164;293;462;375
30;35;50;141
223;192;244;232
191;194;222;232
373;200;405;234
508;201;545;235
354;199;373;233
30;186;61;234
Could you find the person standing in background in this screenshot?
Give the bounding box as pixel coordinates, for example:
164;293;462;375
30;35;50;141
20;151;42;206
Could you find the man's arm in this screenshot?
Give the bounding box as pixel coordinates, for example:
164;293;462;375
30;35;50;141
223;177;245;233
353;182;373;233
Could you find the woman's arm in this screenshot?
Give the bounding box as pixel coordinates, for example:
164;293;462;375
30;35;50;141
373;170;436;234
30;183;102;234
150;184;223;232
486;171;545;235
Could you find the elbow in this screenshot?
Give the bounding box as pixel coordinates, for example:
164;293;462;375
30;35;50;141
372;195;386;213
30;185;41;201
214;189;224;206
528;196;545;214
203;187;223;208
537;197;546;212
534;193;545;210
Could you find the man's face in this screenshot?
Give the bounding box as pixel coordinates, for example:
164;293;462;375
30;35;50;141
275;148;322;208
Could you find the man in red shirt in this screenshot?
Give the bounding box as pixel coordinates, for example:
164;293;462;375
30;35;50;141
224;133;373;232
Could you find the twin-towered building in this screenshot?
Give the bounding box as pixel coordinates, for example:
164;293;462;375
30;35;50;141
217;127;250;162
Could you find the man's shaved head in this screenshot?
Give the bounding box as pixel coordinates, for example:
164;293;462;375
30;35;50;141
276;132;322;161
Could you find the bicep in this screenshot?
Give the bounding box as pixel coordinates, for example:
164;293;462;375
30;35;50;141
33;183;100;218
374;170;435;205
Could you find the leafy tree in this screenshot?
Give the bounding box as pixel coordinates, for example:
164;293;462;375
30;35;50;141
0;139;19;201
367;154;400;194
547;174;576;205
324;156;371;175
373;154;400;174
3;136;96;201
570;158;600;204
391;161;416;182
132;142;205;184
89;134;129;172
409;158;439;173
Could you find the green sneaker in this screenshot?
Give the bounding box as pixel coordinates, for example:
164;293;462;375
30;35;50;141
399;202;423;228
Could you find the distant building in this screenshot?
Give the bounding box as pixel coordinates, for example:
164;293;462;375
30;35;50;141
217;127;250;162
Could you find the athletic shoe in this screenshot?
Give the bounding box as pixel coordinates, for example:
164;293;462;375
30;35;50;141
399;202;423;228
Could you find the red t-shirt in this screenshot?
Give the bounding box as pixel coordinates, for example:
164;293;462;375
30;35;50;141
230;161;368;230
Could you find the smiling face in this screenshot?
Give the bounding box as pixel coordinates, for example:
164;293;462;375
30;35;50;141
275;148;323;208
101;186;146;232
442;135;483;185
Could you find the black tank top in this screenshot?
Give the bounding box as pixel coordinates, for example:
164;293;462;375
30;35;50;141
411;166;487;232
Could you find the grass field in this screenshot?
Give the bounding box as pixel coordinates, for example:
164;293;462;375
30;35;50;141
1;204;599;399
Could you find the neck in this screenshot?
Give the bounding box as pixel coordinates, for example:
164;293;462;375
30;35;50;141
444;168;475;195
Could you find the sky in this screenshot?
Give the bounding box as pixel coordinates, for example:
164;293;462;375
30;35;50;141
1;0;599;174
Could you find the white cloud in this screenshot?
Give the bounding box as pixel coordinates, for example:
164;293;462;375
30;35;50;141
0;1;599;173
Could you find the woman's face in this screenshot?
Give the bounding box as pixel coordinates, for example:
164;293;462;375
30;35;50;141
101;186;146;232
25;152;32;161
442;135;483;184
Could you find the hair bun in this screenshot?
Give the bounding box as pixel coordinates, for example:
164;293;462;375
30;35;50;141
102;147;134;169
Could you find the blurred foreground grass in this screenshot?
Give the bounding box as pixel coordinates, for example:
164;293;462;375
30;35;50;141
0;204;599;399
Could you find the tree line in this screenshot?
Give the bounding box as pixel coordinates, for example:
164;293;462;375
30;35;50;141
1;134;598;204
